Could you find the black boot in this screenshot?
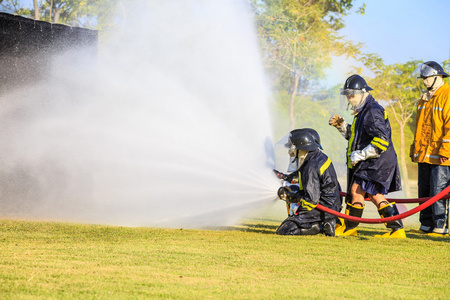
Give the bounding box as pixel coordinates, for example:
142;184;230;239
336;202;364;236
375;202;406;239
322;218;336;237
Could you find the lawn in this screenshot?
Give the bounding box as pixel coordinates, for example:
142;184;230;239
0;216;449;299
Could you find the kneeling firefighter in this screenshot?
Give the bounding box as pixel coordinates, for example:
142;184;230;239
329;74;406;238
274;129;342;236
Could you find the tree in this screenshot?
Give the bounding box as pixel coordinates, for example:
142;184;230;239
250;0;365;129
38;0;97;26
0;0;31;16
0;0;118;30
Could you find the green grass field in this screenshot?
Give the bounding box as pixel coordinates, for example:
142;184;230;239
0;213;449;299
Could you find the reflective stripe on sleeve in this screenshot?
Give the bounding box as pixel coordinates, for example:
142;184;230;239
320;158;331;176
300;199;317;211
371;137;388;151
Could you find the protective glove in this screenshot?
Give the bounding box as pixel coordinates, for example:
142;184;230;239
277;186;299;202
329;115;345;127
273;169;287;180
329;115;349;138
350;144;379;166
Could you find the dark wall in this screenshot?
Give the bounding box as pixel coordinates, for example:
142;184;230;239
0;12;98;94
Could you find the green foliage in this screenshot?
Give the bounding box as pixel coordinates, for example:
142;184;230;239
249;0;364;91
0;0;118;30
0;219;449;298
370;60;422;137
0;0;23;14
249;0;365;129
38;0;86;24
272;84;354;166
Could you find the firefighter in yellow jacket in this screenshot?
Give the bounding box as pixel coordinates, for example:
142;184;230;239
410;61;450;236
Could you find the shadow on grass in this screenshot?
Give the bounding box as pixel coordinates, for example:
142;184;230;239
361;228;450;242
217;223;450;241
223;224;377;238
333;228;371;240
221;222;279;234
225;223;372;238
405;230;450;242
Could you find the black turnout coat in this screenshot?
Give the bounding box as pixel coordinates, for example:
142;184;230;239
288;149;342;226
343;95;402;194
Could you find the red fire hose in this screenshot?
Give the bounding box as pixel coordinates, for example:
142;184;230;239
316;184;450;224
338;191;450;203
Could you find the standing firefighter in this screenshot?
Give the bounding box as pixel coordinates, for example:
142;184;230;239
329;74;405;238
274;129;342;236
410;61;450;236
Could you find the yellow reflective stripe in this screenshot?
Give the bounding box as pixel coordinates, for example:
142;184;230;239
347;118;357;169
371;141;387;151
371;137;388;151
373;137;388;146
320;158;331;176
378;202;395;211
301;199;317;211
347;201;365;209
298;171;303;190
384;111;387;120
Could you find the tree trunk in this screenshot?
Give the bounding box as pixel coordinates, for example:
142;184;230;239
33;0;40;20
49;0;53;22
54;8;62;23
399;124;411;197
289;74;300;130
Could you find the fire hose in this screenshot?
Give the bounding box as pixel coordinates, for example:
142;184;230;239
338;191;450;203
315;184;450;224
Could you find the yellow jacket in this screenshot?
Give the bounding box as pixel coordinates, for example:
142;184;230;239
410;82;450;165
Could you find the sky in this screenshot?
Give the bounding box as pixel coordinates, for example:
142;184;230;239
326;0;450;86
13;0;450;86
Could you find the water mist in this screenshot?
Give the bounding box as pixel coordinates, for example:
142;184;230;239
0;0;281;228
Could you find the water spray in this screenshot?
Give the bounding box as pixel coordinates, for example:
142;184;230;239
0;0;280;228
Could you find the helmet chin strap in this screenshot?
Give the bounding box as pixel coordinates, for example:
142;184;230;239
427;77;437;91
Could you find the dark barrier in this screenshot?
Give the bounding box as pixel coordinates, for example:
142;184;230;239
0;12;98;94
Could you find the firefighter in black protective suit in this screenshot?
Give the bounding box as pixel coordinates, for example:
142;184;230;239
274;129;342;236
329;74;406;238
